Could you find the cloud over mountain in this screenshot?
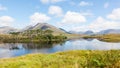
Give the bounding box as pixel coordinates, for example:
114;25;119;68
0;16;14;26
48;5;63;17
60;11;86;24
30;12;51;24
107;8;120;20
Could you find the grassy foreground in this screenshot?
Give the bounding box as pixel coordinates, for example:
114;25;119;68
0;50;120;68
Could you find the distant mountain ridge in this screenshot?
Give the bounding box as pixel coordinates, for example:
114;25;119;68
97;29;120;34
69;29;120;35
0;26;18;34
69;30;94;35
0;23;120;35
84;30;94;35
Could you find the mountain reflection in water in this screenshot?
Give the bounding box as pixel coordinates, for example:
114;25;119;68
0;39;120;58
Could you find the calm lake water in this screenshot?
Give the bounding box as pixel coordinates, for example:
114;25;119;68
0;39;120;58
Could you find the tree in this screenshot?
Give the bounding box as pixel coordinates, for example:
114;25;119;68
44;30;53;35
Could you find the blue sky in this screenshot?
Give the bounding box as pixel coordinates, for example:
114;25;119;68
0;0;120;32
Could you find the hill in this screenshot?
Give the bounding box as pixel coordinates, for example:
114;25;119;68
97;29;120;34
22;23;66;35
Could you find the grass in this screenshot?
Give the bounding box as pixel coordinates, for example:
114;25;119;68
83;34;120;42
64;34;85;39
0;50;120;68
98;34;120;42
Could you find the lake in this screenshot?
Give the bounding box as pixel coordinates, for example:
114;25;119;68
0;39;120;58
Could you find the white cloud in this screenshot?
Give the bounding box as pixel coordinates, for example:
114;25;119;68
56;11;86;31
70;8;120;32
107;8;120;20
0;4;7;11
57;8;120;32
30;12;51;24
48;5;63;17
104;2;109;8
71;17;120;32
51;0;65;3
80;12;94;17
40;0;64;4
79;1;93;6
40;0;49;4
61;11;86;24
88;17;120;31
0;16;14;26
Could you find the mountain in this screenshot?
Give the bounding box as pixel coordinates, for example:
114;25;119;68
69;31;84;34
0;26;18;34
59;28;70;33
22;23;67;34
98;29;120;34
69;30;94;35
84;30;94;35
69;29;120;35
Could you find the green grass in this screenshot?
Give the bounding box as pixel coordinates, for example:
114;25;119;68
64;34;85;39
98;34;120;42
0;50;120;68
83;34;120;42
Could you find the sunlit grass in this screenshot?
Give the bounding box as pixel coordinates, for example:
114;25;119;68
0;50;120;68
83;34;120;42
98;34;120;42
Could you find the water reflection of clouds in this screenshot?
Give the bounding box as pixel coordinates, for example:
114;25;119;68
0;49;14;58
46;39;120;52
69;39;120;50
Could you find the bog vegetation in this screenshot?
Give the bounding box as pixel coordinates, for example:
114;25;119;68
0;50;120;68
0;29;67;43
83;34;120;42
